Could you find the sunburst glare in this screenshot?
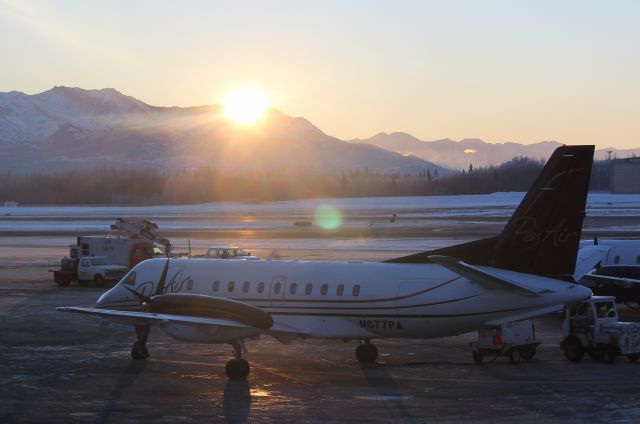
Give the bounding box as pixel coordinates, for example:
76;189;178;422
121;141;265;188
223;88;269;125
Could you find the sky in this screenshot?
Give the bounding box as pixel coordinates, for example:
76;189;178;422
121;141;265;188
0;0;638;149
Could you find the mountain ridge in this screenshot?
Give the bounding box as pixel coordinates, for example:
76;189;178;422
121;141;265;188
351;132;639;169
0;87;445;174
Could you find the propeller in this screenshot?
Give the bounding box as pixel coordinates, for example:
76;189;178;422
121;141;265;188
156;258;170;296
122;259;170;309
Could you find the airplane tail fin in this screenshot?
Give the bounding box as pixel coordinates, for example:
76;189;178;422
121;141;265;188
385;145;595;278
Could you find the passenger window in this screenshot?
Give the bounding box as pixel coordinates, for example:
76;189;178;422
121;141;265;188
614;256;620;264
242;281;250;293
186;279;193;291
289;283;297;295
305;283;313;295
352;284;360;296
123;272;136;286
321;284;328;295
212;280;220;292
228;281;235;292
337;284;344;296
257;282;265;294
274;282;281;294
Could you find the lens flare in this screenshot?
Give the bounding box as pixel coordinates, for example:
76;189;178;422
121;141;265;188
314;205;342;230
223;88;269;125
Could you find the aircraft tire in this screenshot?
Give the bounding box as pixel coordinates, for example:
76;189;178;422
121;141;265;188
131;342;149;360
355;344;378;363
226;359;251;380
563;337;584;362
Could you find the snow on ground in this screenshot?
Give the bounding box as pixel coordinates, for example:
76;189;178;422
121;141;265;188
2;192;639;217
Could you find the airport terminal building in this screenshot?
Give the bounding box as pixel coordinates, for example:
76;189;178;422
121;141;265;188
611;158;640;194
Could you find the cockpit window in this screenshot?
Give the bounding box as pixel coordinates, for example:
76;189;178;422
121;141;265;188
122;272;136;286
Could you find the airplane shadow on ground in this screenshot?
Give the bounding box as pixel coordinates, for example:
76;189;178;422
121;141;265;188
223;380;251;424
98;360;146;424
359;363;417;424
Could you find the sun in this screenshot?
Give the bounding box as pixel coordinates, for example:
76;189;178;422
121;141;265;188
223;88;269;125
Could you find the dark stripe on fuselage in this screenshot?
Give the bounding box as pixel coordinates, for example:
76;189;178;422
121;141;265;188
102;293;480;313
233;294;482;310
267;305;534;319
101;303;534;319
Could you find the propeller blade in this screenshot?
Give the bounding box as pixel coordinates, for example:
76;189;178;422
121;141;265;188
156;259;170;296
123;286;151;304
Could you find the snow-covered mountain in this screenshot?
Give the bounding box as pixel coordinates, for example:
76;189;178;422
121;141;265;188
352;132;640;169
0;87;445;174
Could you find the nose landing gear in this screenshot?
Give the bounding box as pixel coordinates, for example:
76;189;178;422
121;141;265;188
131;324;150;360
225;340;250;380
355;340;378;363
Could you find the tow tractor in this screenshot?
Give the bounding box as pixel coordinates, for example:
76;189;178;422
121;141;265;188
52;218;172;287
561;296;640;363
471;319;541;364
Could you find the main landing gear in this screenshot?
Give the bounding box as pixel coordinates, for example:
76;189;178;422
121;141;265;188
131;324;150;360
355;340;378;364
225;341;251;380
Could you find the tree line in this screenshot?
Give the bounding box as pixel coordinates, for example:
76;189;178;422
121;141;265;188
0;158;612;205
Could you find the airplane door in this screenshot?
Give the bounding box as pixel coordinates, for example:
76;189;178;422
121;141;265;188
269;275;287;307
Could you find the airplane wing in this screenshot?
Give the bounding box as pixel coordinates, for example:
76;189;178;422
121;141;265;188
429;255;553;296
56;306;307;336
573;244;611;281
483;304;564;325
580;273;640;289
57;306;248;327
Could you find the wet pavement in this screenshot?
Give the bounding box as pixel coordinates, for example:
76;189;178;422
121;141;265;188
2;280;640;423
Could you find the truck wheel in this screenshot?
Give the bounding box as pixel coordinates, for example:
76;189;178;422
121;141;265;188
78;280;89;287
628;354;639;362
563;337;584;362
521;346;536;360
93;275;104;288
602;347;616;364
508;349;522;364
472;351;483;365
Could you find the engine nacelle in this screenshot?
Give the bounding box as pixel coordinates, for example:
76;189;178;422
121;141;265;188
149;293;273;330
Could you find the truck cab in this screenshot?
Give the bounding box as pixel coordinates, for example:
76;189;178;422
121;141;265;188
562;296;640;363
77;256;127;287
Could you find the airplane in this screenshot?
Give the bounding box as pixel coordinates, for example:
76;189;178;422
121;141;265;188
576;238;640;304
58;145;595;380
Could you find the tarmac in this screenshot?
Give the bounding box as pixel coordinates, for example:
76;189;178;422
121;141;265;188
2;279;640;423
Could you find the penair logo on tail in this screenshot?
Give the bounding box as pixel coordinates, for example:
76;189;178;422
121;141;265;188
512;216;577;249
509;167;586;250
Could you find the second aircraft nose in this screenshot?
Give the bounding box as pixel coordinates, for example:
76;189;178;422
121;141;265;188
565;283;592;307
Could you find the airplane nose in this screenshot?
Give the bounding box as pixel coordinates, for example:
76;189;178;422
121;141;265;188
566;283;592;307
96;290;112;308
96;286;130;309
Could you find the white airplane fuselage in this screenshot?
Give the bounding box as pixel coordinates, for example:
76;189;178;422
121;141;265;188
97;258;591;344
